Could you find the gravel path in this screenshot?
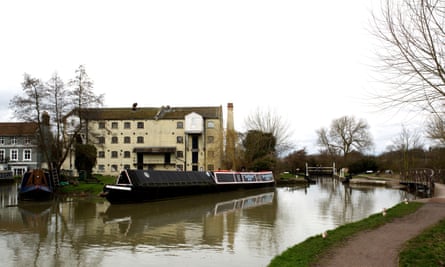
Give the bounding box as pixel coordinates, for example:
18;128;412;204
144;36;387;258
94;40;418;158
312;183;445;267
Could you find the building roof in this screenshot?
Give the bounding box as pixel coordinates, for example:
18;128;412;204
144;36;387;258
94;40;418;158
78;105;223;121
0;122;39;136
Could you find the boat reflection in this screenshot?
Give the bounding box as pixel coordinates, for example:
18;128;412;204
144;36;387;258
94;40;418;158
101;188;275;238
0;201;52;234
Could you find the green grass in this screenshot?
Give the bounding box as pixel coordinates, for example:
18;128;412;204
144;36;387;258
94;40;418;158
57;174;115;195
268;202;424;267
399;218;445;267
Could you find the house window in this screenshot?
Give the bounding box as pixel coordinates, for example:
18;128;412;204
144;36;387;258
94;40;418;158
11;137;17;145
177;121;183;129
124;122;131;129
24;137;31;145
0;150;5;161
97;137;105;144
111;122;118;129
137;122;144;129
111;151;118;158
137;136;144;143
98;122;105;129
176;164;183;171
208;150;215;158
124;136;131;144
207;121;215;128
23;149;31;161
0;137;4;145
10;149;18;161
176;136;183;144
98;165;105;172
207;164;214;171
207;136;214;143
124;151;131;158
124;164;131;170
98;151;105;158
111;136;118;144
176;151;183;158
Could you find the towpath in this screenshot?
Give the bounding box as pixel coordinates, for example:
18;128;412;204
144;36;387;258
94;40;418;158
312;183;445;267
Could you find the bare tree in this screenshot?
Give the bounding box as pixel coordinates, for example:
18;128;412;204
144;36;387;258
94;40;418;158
9;66;104;175
387;125;425;171
316;116;373;161
425;114;445;145
244;107;294;156
9;74;52;167
372;0;445;114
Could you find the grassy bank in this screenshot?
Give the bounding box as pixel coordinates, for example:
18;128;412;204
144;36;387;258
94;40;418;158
268;202;424;267
57;174;115;196
399;218;445;266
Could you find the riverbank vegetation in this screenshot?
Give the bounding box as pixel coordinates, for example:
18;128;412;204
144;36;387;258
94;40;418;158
268;201;423;267
57;174;115;196
399;218;445;266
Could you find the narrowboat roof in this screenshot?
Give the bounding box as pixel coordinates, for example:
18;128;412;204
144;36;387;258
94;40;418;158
123;169;215;186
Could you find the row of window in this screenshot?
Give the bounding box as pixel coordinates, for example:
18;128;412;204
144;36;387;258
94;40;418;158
96;164;187;172
97;150;216;159
0;149;32;161
0;137;32;145
98;150;186;158
97;135;215;144
97;121;216;130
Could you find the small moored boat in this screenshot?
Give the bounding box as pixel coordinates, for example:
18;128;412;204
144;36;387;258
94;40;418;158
18;169;55;201
101;169;275;204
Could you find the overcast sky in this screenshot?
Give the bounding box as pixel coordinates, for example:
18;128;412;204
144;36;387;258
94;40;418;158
0;0;428;155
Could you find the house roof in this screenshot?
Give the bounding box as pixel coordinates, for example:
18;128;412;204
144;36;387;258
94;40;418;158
78;105;223;121
0;122;39;136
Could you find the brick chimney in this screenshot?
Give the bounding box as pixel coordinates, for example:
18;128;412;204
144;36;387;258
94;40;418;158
225;103;236;170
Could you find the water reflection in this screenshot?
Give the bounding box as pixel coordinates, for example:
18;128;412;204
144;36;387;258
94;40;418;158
0;178;413;267
100;188;275;247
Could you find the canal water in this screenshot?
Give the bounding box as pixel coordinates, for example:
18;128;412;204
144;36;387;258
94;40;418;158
0;178;413;267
